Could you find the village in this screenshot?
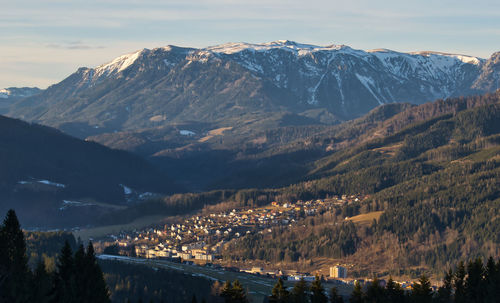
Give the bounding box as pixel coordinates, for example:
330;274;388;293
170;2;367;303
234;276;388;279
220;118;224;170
96;194;423;291
103;195;363;261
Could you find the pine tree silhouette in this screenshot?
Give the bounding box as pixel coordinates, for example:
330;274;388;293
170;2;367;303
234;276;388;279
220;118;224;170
269;277;289;303
31;260;52;303
310;275;327;303
85;242;111;303
349;281;364;303
329;286;344;303
0;209;31;303
290;277;309;303
411;275;433;303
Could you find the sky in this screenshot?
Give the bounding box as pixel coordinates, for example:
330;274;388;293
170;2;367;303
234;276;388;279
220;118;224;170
2;0;500;89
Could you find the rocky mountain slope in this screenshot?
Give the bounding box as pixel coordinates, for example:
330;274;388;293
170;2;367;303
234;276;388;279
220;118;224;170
7;41;498;138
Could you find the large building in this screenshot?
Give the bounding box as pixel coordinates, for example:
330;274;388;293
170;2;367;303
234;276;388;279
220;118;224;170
330;266;348;278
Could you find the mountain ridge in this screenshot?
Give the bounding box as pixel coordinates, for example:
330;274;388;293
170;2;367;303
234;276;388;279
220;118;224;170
6;41;498;139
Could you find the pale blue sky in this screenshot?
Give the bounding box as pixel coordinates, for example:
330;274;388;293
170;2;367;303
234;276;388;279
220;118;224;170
2;0;500;88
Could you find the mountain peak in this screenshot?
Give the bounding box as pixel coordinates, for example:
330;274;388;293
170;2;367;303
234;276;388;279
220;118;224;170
94;48;148;77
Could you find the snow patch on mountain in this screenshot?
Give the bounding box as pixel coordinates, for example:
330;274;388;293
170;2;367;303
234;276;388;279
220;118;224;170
38;179;66;188
59;200;95;211
180;130;196;136
119;184;132;195
163;59;176;67
205;40;345;56
355;74;384;105
18;179;66;188
95;49;144;77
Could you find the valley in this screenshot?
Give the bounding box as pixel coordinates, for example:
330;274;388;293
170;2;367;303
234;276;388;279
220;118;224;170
1;39;499;302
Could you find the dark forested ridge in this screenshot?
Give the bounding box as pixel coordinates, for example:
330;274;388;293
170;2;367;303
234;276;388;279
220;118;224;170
86;91;500;192
0;115;181;228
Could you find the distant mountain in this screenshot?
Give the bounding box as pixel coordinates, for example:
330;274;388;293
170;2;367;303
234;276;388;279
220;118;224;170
0;115;180;228
7;41;498;139
0;87;41;99
0;87;41;114
473;51;500;91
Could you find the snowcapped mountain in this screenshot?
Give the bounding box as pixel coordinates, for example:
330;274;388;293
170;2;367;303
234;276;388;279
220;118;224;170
202;41;484;109
0;87;42;114
7;41;498;137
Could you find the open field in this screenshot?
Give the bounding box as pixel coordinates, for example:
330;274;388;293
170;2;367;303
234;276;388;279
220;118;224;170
74;215;168;241
198;127;233;142
345;211;384;226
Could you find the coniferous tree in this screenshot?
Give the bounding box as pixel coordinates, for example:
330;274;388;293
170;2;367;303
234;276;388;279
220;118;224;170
221;280;233;302
484;257;500;303
269;278;289;303
310;275;328;303
231;280;248;303
73;244;86;300
31;260;52;303
329;286;344;303
385;277;405;303
0;219;7;299
221;280;248;303
411;275;433;303
435;270;453;303
349;282;364;303
53;240;78;303
211;280;224;299
85;242;111;303
290;277;309;303
0;209;31;303
453;261;466;303
365;277;385;303
465;258;485;303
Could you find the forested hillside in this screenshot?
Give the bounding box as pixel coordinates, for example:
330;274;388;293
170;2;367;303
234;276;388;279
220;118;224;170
222;93;500;276
116;92;500;276
0;115;181;228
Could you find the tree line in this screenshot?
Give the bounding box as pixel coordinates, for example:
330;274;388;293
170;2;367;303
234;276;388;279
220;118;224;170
215;256;500;303
0;209;110;303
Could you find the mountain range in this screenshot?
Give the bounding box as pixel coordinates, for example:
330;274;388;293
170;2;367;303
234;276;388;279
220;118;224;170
0;87;41;114
4;41;499;191
2;41;500;227
6;41;500;138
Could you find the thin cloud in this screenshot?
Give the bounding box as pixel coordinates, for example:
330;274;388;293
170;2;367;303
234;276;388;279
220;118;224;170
46;41;106;50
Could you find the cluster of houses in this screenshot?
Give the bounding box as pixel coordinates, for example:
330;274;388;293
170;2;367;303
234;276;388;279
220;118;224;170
104;195;367;265
134;241;217;261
